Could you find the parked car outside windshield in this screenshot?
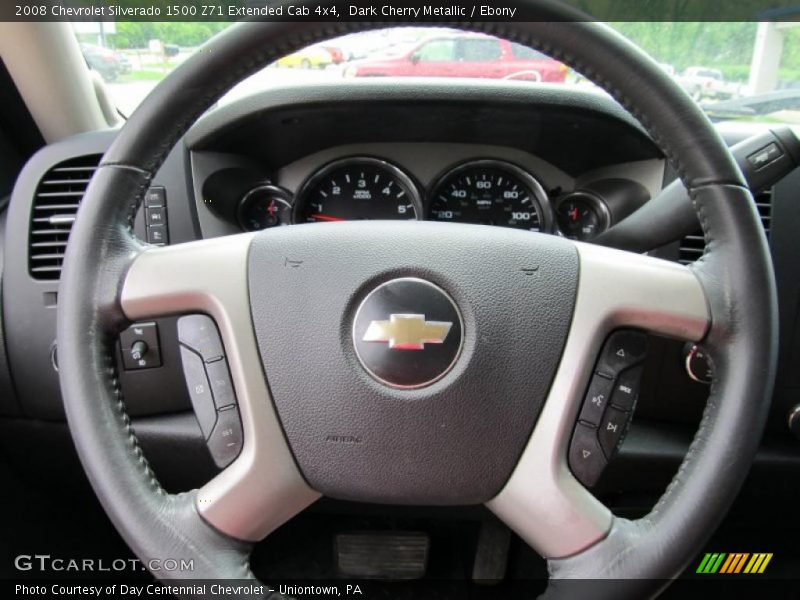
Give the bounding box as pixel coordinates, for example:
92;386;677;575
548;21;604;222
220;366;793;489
79;43;122;82
342;34;568;82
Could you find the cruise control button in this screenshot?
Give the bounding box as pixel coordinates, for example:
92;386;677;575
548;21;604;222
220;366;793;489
206;359;236;409
568;422;607;488
598;406;630;459
177;315;225;362
207;406;243;468
179;346;217;439
610;365;643;411
578;373;614;426
596;330;648;377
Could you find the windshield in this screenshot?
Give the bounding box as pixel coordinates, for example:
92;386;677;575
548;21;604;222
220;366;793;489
71;22;800;125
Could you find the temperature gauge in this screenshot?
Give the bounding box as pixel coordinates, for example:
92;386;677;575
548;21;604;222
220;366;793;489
237;185;293;232
556;191;610;241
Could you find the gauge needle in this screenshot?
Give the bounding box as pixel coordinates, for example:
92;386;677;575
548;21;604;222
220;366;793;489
309;214;345;222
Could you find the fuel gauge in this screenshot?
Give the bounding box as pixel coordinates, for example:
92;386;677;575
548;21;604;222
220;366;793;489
237;185;293;232
556;191;610;241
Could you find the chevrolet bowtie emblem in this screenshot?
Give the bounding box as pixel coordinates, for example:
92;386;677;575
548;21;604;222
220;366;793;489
363;314;452;350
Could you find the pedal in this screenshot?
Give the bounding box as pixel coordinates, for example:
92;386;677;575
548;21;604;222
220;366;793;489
472;518;511;583
335;531;429;580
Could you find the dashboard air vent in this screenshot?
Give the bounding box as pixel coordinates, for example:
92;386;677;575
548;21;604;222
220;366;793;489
28;155;101;280
678;187;772;265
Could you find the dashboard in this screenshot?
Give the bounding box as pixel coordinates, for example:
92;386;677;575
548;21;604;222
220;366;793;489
186;81;664;246
2;80;800;501
200;150;652;241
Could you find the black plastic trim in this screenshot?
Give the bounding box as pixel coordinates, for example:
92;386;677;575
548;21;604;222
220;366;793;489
187;80;661;176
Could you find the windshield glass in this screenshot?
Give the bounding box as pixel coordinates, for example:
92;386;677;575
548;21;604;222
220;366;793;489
71;22;800;125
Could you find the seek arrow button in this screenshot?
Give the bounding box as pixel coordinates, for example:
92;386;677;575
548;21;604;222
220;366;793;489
598;406;631;459
596;330;648;377
568;422;607;488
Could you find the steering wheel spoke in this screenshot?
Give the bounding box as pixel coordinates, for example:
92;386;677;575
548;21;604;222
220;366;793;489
572;243;710;342
487;242;710;559
121;234;320;541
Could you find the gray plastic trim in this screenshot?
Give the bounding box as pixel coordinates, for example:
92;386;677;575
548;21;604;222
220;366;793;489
486;242;710;559
120;233;320;542
0;23;108;141
576;158;666;201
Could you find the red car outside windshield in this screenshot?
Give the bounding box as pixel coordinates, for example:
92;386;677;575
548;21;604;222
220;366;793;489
345;35;568;82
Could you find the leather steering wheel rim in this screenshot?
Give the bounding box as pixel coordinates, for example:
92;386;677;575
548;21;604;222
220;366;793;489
57;6;778;599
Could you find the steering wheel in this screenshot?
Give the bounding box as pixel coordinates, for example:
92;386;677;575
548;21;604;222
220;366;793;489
57;9;778;599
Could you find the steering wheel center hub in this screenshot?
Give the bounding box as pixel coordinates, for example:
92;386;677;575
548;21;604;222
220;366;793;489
247;221;578;504
352;278;464;389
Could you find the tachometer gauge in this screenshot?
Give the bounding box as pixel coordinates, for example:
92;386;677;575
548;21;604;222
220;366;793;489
295;157;421;223
237;184;293;232
428;160;552;232
555;191;610;241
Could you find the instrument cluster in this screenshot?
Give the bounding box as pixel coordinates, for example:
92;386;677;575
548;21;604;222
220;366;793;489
209;155;644;242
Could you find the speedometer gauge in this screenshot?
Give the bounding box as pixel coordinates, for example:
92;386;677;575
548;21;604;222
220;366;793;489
428;160;552;232
295;157;422;223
